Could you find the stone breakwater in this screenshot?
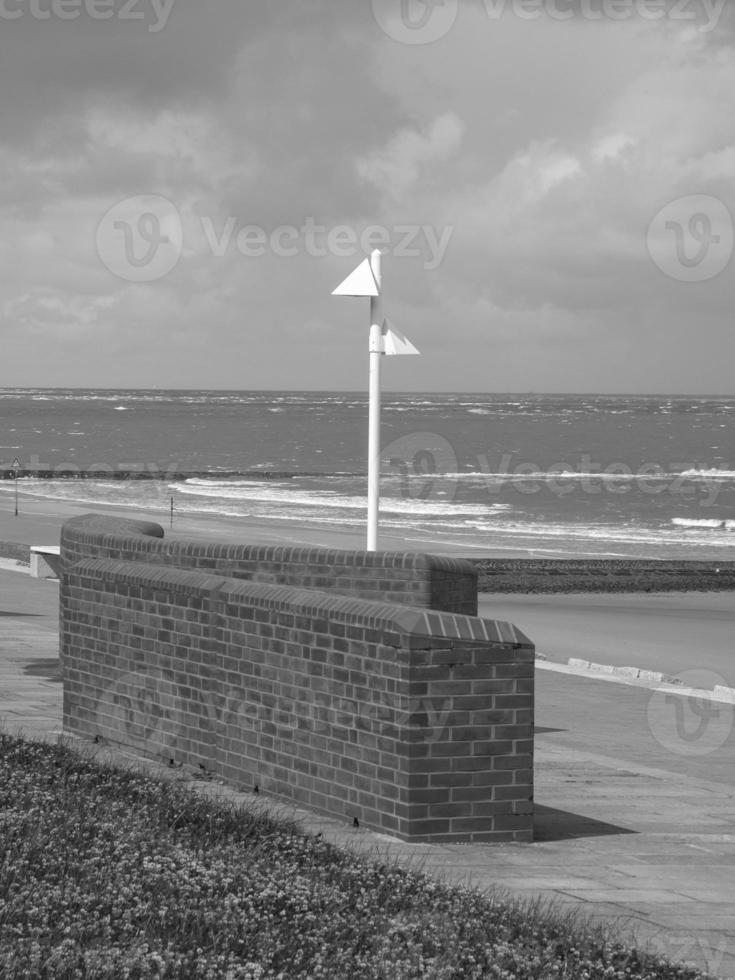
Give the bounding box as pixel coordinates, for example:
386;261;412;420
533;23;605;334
470;559;735;594
3;537;734;593
2;537;733;593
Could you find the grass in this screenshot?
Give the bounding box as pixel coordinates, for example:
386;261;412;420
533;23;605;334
0;733;714;980
0;541;31;565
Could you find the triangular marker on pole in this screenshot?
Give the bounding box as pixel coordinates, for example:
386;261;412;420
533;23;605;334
331;250;421;551
382;318;420;356
331;257;379;297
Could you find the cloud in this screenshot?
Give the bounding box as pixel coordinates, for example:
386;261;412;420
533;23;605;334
356;112;464;201
591;132;637;164
430;23;735;320
0;2;734;390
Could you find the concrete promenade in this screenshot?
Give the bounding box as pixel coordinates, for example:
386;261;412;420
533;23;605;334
1;563;733;978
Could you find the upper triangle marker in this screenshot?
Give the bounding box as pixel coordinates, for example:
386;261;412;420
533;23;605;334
331;257;380;297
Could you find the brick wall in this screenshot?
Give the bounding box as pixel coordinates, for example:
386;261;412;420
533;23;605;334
61;554;534;843
61;515;477;615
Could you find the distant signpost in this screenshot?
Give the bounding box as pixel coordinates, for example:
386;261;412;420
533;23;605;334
11;457;21;517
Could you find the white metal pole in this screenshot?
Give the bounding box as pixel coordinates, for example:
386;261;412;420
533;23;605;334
367;249;383;551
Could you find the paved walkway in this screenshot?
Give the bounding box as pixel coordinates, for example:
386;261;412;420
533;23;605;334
1;564;733;978
479;593;735;686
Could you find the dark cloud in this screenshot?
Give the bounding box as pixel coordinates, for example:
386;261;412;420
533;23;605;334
1;1;734;390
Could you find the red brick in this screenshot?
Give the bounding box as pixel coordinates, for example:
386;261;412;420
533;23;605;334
60;515;533;845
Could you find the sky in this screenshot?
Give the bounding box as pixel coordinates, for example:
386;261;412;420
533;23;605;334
1;0;734;393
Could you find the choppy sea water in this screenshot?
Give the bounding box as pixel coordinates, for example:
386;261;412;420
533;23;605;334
1;389;734;558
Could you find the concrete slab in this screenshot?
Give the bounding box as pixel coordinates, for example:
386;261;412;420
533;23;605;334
30;545;61;580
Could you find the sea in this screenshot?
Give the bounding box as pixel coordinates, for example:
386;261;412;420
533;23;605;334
1;388;734;559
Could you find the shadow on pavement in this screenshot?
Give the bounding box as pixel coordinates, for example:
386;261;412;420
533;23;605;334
0;612;48;618
533;804;636;842
22;659;62;682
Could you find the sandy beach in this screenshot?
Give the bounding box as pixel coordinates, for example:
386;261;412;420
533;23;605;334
3;494;734;686
0;493;508;556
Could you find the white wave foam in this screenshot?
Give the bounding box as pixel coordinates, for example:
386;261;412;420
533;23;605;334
5;472;735;555
181;478;279;488
437;470;671;483
421;468;735;483
680;468;735;480
172;479;511;518
671;518;733;530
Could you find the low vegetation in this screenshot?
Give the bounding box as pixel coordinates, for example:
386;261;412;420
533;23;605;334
0;733;713;979
0;540;30;565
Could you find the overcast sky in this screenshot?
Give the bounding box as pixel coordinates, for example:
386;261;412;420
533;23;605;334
1;0;733;393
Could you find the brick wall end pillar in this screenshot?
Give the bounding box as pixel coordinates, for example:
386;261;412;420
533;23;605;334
399;638;534;843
